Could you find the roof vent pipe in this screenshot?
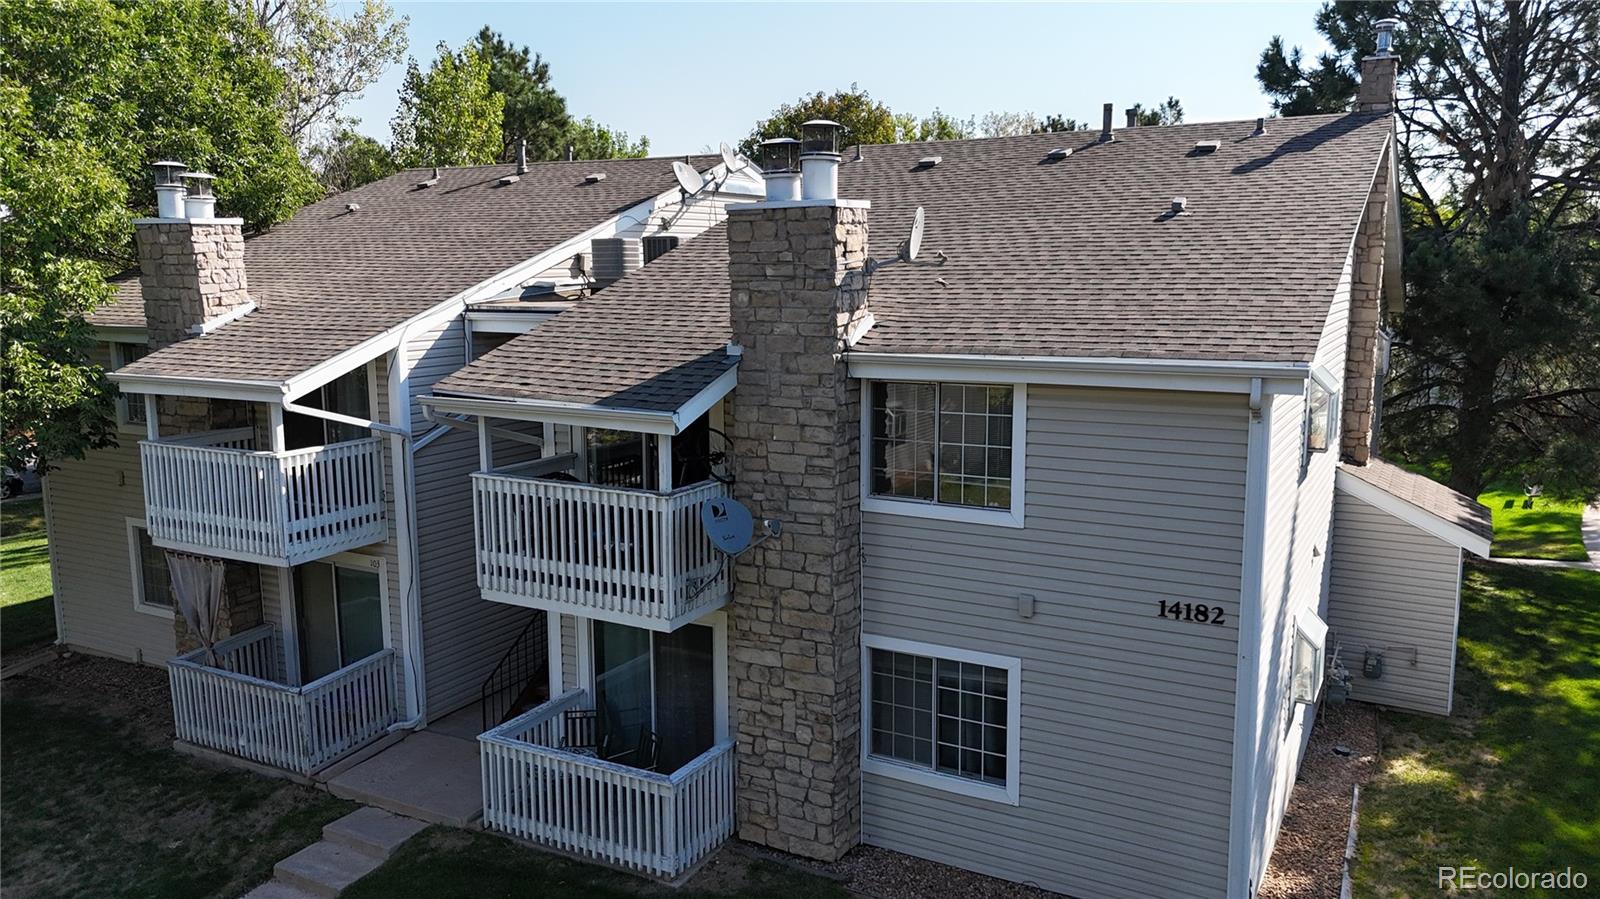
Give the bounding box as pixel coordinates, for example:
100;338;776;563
182;172;216;219
515;137;528;175
1125;108;1138;128
1100;104;1114;142
799;119;844;201
1254;117;1267;136
152;161;187;219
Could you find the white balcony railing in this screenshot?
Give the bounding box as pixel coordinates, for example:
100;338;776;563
472;475;729;631
141;431;386;566
480;689;735;878
167;625;402;776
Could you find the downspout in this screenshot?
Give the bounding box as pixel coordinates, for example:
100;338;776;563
1227;377;1269;898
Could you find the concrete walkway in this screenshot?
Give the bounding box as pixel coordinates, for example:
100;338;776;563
1489;502;1600;572
244;807;426;899
324;730;484;828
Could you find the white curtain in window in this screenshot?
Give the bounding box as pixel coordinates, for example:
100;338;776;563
166;552;226;668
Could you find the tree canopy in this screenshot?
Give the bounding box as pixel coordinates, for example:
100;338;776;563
1259;0;1600;498
309;127;397;193
0;0;321;472
472;27;569;162
390;40;505;168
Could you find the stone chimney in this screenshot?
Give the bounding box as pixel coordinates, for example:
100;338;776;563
724;193;870;861
1341;21;1400;462
1356;18;1400;114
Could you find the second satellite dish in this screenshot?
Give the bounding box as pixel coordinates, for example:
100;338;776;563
701;496;755;555
672;160;705;195
720;142;745;174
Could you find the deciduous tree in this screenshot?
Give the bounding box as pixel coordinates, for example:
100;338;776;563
390;41;505;168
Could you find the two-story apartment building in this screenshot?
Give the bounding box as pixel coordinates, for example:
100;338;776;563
45;26;1495;898
48;151;761;775
416;34;1490;899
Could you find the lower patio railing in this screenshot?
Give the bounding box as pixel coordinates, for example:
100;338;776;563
479;689;735;878
167;625;402;776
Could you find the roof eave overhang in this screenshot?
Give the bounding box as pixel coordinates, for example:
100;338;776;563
421;366;738;437
1335;467;1493;557
106;370;286;403
846;352;1311;395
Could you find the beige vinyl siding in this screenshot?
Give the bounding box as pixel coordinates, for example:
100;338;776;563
45;439;176;664
560;614;578;690
1326;491;1462;715
1244;255;1352;887
860;386;1247;899
404;319;541;720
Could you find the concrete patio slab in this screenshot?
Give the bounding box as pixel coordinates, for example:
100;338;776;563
324;732;483;827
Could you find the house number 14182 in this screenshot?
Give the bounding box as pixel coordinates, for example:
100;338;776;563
1157;600;1227;625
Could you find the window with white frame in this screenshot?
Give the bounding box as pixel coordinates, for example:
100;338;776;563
863;635;1021;804
1305;368;1339;454
1291;612;1329;705
125;521;174;616
866;381;1024;525
112;342;149;429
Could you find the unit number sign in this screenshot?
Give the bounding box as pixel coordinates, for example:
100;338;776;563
1156;600;1227;625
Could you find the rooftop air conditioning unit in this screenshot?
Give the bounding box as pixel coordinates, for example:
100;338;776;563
591;237;644;284
642;235;680;264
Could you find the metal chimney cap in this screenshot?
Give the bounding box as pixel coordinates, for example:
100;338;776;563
1374;18;1400;56
152;160;188;187
181;171;216;198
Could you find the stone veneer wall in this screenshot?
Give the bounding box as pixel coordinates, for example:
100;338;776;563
1341;142;1392;463
725;202;869;861
133;217;263;651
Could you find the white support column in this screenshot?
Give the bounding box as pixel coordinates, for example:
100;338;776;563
657;434;674;491
478;416;493;472
542;422;556;459
267;404;286;453
546;611;563;697
573;427;588;482
144;397;160;441
278;566;302;685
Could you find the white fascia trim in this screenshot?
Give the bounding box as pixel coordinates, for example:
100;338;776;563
422;393;680;435
860;633;1022;806
106;371;284;402
1226;378;1271;899
463;310;563;333
848;353;1310;396
1334;469;1492;557
673;367;739;433
93;325;148;343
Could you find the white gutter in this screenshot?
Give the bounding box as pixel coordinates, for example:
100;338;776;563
421;393;682;436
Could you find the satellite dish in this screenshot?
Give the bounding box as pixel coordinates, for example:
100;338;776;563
719;142;744;173
701;496;755;555
672;160;705;195
904;206;924;262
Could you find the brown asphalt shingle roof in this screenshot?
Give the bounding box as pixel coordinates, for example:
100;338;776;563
1341;458;1494;544
434;112;1391;411
108;155;715;384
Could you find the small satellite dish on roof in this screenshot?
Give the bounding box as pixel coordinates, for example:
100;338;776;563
701;496;755;555
672;160;706;196
904;206;924;262
719;142;747;174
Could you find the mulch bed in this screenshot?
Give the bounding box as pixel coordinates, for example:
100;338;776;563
1259;702;1380;899
828;845;1064;899
15;650;174;731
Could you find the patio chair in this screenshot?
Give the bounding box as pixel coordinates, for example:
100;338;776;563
561;709;599;751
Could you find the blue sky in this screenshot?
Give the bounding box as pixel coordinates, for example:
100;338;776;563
340;1;1330;156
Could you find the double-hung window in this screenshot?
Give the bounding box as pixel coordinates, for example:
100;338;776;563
1290;612;1329;705
865;381;1026;527
125;520;175;618
113;343;149;431
862;635;1021;804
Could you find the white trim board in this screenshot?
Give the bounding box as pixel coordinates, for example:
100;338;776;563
859;633;1022;806
848;352;1310;396
420;366;738;438
1334;468;1492;558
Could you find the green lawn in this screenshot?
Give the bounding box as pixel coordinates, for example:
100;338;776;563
345;826;853;899
1;495;56;655
1477;482;1591;561
1353;562;1600;897
1;660;356;898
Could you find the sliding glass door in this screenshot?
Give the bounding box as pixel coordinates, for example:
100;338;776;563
590;620;715;772
295;558;384;682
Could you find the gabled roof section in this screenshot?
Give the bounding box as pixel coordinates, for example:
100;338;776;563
107;155;716;386
429;222;736;422
1336;459;1494;557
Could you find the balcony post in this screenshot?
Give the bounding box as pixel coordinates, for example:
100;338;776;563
268;404;286;453
656;434;673;491
478;416;494;472
145;397;160;441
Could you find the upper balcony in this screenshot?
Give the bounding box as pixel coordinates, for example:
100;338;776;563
472;469;729;631
140;427;387;567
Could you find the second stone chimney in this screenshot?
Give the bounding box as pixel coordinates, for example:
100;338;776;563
1356;18;1400;113
725;193;869;861
133;161;251;352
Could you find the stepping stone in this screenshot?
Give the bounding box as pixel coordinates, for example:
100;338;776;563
273;841;385;899
322;807;427;859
